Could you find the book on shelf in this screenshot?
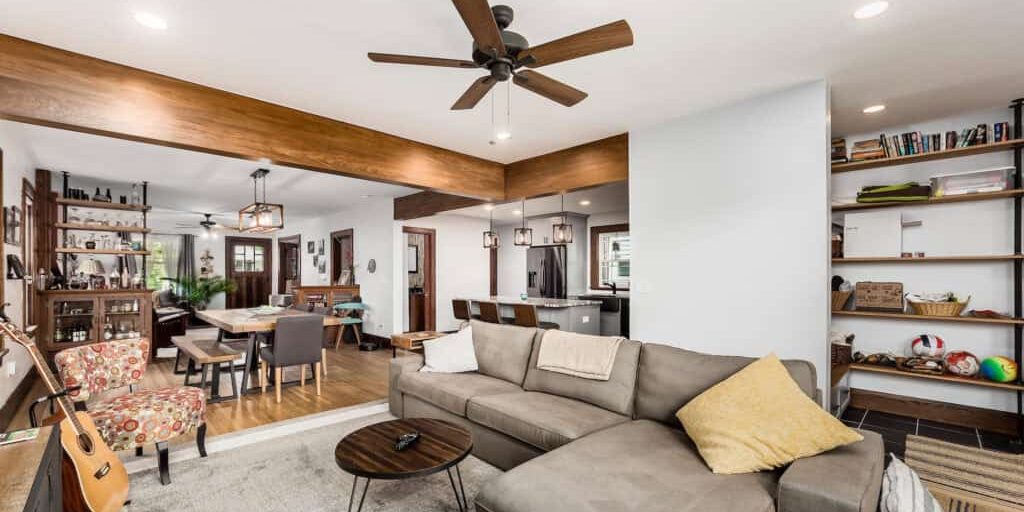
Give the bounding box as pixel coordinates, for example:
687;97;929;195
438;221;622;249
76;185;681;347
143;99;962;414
842;121;1014;162
850;138;886;161
831;137;848;163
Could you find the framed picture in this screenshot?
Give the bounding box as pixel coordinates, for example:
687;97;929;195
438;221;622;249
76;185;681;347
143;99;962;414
312;255;319;268
3;206;21;246
339;269;352;285
307;241;315;254
317;239;325;256
317;257;327;274
407;245;419;273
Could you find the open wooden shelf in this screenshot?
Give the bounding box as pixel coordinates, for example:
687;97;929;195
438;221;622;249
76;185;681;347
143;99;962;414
850;363;1024;391
834;255;1024;264
55;222;150;234
833;139;1024;173
56;198;150;212
833;189;1024;212
55;248;150;256
833;309;1024;325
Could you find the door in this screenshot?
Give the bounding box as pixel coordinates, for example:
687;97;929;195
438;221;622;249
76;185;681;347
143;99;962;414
277;234;300;294
330;229;354;285
403;227;435;331
225;236;272;308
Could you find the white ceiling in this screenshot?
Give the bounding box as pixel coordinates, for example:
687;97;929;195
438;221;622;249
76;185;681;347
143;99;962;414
0;120;418;223
452;181;628;225
2;1;1022;164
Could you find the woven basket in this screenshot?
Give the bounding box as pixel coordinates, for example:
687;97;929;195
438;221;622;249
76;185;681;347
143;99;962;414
908;297;969;317
831;291;853;311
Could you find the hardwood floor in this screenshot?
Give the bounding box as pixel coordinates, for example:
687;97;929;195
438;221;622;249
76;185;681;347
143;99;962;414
8;340;392;441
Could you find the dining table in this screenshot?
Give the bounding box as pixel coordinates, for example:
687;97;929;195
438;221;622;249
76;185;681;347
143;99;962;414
195;307;342;395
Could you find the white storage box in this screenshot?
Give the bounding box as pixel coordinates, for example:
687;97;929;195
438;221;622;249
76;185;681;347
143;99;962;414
930;166;1014;197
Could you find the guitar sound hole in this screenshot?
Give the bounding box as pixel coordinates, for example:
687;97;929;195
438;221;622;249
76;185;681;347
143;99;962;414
77;432;95;455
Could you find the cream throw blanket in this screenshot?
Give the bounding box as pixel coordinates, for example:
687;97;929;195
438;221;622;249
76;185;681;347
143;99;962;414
536;330;624;381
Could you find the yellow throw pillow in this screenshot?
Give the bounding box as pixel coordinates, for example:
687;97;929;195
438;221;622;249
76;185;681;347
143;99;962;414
676;354;862;474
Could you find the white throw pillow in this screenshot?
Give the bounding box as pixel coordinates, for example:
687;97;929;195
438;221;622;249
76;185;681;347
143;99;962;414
881;454;941;512
420;327;478;373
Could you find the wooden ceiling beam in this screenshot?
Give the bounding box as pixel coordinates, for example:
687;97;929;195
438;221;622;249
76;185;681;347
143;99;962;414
394;191;488;221
0;34;505;199
504;134;628;200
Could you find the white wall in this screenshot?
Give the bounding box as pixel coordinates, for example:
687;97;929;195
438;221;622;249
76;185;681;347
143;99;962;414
586;211;629;294
396;214;491;332
630;81;831;393
833;105;1019;412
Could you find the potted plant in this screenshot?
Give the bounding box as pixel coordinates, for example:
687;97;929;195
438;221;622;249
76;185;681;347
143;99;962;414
164;276;237;311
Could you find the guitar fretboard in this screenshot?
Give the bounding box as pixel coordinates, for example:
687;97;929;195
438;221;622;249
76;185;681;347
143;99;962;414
1;324;87;436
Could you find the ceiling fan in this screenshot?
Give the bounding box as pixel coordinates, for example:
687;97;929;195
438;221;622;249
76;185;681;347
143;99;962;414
368;1;633;110
173;213;237;237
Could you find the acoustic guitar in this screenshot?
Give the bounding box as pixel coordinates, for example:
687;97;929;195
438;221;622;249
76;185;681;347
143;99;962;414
0;308;129;512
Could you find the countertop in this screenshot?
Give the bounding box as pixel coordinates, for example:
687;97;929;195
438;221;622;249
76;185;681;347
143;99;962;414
460;296;601;308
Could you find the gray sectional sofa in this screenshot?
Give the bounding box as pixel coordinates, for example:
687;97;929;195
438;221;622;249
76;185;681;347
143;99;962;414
388;320;883;512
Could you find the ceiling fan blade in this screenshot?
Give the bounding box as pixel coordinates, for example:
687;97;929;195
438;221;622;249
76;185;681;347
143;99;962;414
368;53;478;69
513;70;587;107
451;76;497;110
451;0;506;57
520;20;633;68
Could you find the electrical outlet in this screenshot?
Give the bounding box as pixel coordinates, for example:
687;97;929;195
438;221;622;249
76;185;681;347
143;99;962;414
6;360;15;377
581;316;590;323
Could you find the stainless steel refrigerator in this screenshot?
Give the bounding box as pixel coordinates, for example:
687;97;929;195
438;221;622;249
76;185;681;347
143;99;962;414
527;245;567;299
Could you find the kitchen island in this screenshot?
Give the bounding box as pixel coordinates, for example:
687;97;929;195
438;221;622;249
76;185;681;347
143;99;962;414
459;296;602;335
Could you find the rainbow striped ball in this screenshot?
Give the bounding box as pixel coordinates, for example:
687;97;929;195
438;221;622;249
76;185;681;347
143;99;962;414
980;356;1018;383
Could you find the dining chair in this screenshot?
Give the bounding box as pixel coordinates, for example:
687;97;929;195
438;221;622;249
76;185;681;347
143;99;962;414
333;300;366;348
312;306;336;376
55;338;207;485
511;303;560;330
259;315;323;403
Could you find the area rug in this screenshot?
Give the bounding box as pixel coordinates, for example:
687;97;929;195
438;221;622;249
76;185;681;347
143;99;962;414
127;412;502;511
905;435;1024;508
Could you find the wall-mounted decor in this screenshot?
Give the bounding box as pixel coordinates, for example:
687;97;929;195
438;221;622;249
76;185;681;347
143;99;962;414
7;254;26;279
367;259;377;274
313;255;320;268
307;241;315;254
317;257;327;275
4;206;22;246
317;239;325;256
199;249;215;279
407;245;419;273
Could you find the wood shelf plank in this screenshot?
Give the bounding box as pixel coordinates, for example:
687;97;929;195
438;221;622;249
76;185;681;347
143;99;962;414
55;222;150;234
834;255;1024;263
833;309;1024;325
850;363;1024;391
39;289;154;295
832;189;1024;212
56;198;150;212
55;248;150;256
832;139;1024;173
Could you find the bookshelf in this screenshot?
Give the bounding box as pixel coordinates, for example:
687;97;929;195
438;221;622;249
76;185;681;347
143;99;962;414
831;98;1024;444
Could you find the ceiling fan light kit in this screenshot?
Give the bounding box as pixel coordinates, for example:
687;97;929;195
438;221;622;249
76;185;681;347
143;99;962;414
238;168;284;233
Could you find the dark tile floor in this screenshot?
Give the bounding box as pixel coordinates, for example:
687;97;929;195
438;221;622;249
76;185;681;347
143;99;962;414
840;407;1023;457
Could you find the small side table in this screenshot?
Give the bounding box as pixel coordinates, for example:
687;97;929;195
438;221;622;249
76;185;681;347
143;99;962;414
390;331;445;358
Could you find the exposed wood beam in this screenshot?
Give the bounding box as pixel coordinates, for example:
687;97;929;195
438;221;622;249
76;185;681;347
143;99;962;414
504;134;628;200
394;191;487;220
0;35;505;199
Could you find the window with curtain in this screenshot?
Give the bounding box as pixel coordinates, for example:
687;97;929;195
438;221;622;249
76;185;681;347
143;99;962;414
146;234;181;290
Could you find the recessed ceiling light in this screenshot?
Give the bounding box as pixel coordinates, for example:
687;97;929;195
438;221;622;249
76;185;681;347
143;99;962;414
578;200;591;206
134;12;168;30
512;209;522;215
854;1;889;20
862;104;886;114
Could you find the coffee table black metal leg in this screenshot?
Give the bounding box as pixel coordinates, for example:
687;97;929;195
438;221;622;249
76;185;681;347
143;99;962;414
456;464;467;511
447;466;467;512
348;475;370;512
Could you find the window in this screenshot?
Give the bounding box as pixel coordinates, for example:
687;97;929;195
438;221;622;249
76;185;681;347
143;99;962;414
233;243;265;272
146;235;180;290
590;223;630;290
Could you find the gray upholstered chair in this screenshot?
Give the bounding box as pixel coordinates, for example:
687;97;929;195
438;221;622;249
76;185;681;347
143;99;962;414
259;315;323;403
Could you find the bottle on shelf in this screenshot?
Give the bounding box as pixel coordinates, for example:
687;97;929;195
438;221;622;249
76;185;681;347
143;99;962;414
103;316;113;341
105;188;112;202
93;187;105;202
130;184;141;206
132;299;139;312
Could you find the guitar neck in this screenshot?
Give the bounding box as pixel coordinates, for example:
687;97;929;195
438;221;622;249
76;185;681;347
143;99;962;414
1;322;85;436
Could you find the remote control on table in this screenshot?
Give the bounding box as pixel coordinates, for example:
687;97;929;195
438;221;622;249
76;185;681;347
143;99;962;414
395;432;421;451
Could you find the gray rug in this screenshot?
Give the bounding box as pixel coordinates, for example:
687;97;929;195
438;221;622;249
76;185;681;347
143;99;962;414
127;413;502;511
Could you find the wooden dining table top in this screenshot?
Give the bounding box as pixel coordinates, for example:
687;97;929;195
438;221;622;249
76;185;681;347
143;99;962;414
195;308;342;334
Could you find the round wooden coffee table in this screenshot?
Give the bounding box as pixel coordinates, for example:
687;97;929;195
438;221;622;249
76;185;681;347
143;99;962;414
335;418;473;512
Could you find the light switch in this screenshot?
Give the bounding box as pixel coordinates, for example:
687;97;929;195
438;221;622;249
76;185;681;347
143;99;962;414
581;316;590;323
6;360;15;377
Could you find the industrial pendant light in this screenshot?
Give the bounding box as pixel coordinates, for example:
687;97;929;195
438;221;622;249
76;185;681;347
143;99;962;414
483;208;500;249
552;195;573;244
238;169;284;233
513;199;532;246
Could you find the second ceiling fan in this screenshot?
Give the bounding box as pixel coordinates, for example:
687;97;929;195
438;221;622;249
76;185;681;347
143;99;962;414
368;0;633;110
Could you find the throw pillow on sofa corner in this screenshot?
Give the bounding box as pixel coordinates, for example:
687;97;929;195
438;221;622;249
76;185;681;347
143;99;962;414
420;326;479;373
676;353;862;474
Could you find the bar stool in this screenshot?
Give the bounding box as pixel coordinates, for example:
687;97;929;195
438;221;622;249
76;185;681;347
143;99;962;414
511;304;560;330
452;299;480;327
476;301;502;324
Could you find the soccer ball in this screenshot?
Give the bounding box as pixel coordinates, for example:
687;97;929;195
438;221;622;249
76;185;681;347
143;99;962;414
911;335;945;357
943;351;980;377
980;356;1018;383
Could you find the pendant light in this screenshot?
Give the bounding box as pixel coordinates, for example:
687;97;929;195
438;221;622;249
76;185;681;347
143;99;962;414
513;199;532;246
552;194;573;244
238;169;284;233
483;208;500;249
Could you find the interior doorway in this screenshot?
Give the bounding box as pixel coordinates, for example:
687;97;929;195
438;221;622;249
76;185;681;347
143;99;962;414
330;228;354;285
277;234;300;295
225;236;273;308
403;226;435;332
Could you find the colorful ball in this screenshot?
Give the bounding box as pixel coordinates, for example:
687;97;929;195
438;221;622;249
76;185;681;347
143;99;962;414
980;356;1018;383
911;334;945;357
943;351;980;377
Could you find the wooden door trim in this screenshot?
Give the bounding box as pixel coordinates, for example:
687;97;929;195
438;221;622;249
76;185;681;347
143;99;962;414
21;177;35;327
489;248;498;296
330;229;354;285
224;236;273;309
277;234;300;295
403;227;436;331
589;223;630;291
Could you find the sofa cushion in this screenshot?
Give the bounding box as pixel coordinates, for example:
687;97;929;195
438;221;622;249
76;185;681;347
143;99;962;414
397;371;522;416
636;343;816;425
523;336;640;416
470;320;537;385
475;420;778;512
467;391;629;452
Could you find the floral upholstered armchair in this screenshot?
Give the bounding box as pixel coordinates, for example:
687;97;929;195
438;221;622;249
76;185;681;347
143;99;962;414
55;338;207;485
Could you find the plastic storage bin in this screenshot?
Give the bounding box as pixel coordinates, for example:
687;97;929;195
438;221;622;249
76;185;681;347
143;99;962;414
930;166;1014;197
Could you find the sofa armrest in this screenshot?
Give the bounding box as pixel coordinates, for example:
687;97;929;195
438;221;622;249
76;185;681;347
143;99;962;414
777;430;884;512
389;354;424;417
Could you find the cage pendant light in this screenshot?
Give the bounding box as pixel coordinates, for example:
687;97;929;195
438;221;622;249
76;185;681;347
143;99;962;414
238;168;284;233
552;195;573;244
513;199;532;246
483;208;500;249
